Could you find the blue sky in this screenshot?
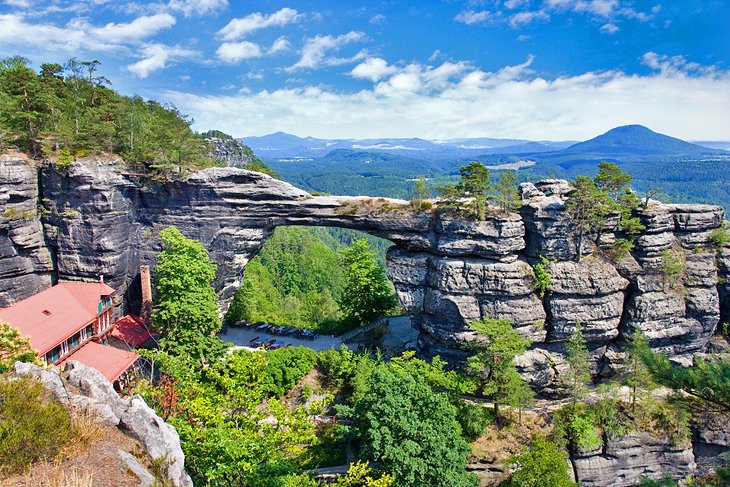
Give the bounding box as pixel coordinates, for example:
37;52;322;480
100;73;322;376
1;0;728;140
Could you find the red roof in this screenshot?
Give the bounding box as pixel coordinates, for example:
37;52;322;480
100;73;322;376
0;281;115;354
111;314;154;348
63;341;139;382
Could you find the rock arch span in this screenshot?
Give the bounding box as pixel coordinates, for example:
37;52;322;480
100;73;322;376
2;156;728;391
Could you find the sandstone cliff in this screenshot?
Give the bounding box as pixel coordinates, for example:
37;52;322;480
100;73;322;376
0;155;727;395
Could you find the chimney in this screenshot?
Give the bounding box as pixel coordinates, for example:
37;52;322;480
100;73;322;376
140;265;152;324
99;274;104;284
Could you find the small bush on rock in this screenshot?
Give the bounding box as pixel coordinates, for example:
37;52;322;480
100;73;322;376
0;377;73;474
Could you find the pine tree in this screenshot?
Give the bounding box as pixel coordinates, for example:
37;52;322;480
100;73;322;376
412;176;430;200
467;318;533;418
624;329;655;412
493;171;522;213
564;323;592;405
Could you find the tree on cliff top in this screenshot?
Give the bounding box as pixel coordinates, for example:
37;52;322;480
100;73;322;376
437;161;492;220
152;226;222;365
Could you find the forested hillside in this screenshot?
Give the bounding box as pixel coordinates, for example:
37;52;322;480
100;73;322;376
224;226;397;334
0;56;220;178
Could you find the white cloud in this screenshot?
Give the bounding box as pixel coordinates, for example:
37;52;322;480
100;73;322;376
454;10;491;25
4;0;31;7
268;36;290;54
351;57;397;82
167;0;227;17
162;56;730;141
369;13;385;24
504;0;528;9
216;41;263;63
0;12;175;53
509;10;549;27
600;22;619;33
217;7;302;41
215;37;289;64
128;43;198;78
80;13;176;43
288;31;366;71
641;52;715;76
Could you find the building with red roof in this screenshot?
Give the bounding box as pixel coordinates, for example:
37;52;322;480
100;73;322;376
0;280;139;391
111;314;155;349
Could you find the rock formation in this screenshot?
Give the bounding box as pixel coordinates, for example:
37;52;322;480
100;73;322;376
0;156;726;395
12;360;192;487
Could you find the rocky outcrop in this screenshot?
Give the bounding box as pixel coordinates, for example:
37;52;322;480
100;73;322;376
203;130;259;167
0;155;726;393
12;361;192;487
571;432;696;487
0;155;53;306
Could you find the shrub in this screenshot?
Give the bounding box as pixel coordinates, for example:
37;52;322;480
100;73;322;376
456;402;493;441
658;249;685;289
610;237;635;260
506;437;576;487
709;223;730;250
0;377;73;474
533;256;553;297
262;346;318;397
407;199;433;213
55;148;73;172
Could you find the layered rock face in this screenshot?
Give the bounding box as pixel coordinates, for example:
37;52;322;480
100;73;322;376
572;432;696;487
0;155;54;305
0;157;726;394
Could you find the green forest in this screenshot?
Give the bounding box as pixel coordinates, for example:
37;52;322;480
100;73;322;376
224;226;398;334
0;56;221;178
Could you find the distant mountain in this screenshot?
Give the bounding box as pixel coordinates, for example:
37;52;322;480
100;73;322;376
530;125;729;167
241;132;573;161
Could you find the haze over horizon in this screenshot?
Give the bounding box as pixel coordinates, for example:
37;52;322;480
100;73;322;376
1;0;728;140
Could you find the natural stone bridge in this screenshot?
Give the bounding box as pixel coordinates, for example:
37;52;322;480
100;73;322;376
2;155;728;392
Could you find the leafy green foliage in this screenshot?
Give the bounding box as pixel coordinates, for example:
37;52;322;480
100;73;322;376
0;56;214;176
566;163;644;260
641;351;730;414
455;402;494;441
261;346;317;397
467;318;534;416
493;171;522;213
505;437;577;487
533;256;553;297
437;161;492;220
331;461;394;487
0;377;73;474
352;365;477;487
624;329;656;411
566;175;615;259
658;249;685;290
709;222;730;250
552;403;602;453
0;321;40;372
411;176;431;200
225;227;396;334
564;324;592;404
339;239;398;326
152;227;222;365
142;349;315;486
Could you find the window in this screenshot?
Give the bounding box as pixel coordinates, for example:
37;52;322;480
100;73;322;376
70;333;79;349
86;324;93;337
61;341;69;356
47;346;60;364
